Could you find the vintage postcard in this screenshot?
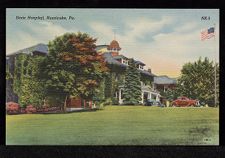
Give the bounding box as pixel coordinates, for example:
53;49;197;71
6;9;219;145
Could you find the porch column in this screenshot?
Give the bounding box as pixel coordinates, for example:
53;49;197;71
156;95;160;101
152;83;155;90
141;92;144;104
149;92;152;100
119;88;122;104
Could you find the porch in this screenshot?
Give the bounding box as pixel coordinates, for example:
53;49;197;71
115;85;161;105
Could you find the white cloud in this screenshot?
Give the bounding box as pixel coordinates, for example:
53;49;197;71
124;16;173;39
175;22;198;33
29;21;75;40
7;31;39;54
89;22;114;44
6;21;77;54
89;16;174;46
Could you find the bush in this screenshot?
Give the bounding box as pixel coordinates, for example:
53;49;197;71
112;97;119;105
20;108;26;114
6;102;20;114
36;106;61;113
104;98;112;105
25;105;37;114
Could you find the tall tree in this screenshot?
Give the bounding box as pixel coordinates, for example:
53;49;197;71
37;32;108;111
123;59;142;105
176;57;219;106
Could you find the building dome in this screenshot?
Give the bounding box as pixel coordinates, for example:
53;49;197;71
107;40;121;51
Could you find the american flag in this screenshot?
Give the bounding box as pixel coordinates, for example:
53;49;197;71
201;27;215;41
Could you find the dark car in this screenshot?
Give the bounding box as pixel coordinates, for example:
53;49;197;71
145;100;164;107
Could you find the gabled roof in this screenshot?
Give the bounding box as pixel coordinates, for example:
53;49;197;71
154;75;177;84
95;45;109;51
7;43;48;57
103;52;126;67
140;69;156;77
113;55;129;60
135;60;145;66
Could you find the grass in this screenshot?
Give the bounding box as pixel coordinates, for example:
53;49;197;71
6;106;219;145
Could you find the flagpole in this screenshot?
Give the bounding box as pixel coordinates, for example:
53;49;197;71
213;23;217;107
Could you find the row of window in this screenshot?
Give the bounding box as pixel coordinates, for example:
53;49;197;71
121;59;144;70
109;48;120;51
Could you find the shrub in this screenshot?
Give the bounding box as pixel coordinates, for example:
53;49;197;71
35;106;61;113
20;108;26;114
104;98;112;105
6;102;20;114
25;105;37;114
112;97;119;105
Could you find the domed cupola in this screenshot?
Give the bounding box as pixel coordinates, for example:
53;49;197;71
107;40;121;56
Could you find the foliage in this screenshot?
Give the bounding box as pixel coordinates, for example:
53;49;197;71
37;32;108;110
169;57;219;106
160;88;180;101
103;98;113;105
25;105;37;114
6;65;13;80
111;97;119;105
6;102;20;114
141;73;153;87
104;73;113;98
123;59;142;105
104;64;126;102
93;79;106;106
13;54;45;107
44;95;65;108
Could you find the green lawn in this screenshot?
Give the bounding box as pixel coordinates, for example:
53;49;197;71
6;106;219;145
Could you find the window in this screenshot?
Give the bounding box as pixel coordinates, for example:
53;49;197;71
122;59;128;65
139;65;144;70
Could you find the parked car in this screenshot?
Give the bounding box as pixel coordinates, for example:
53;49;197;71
171;97;198;107
145;100;165;107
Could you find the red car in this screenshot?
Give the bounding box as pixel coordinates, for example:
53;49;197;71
171;97;198;107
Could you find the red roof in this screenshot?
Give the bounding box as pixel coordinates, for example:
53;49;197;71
107;40;121;50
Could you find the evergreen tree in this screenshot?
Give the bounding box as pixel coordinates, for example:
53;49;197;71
104;73;113;99
123;59;142;105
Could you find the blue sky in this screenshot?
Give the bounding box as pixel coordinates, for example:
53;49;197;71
6;9;219;77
